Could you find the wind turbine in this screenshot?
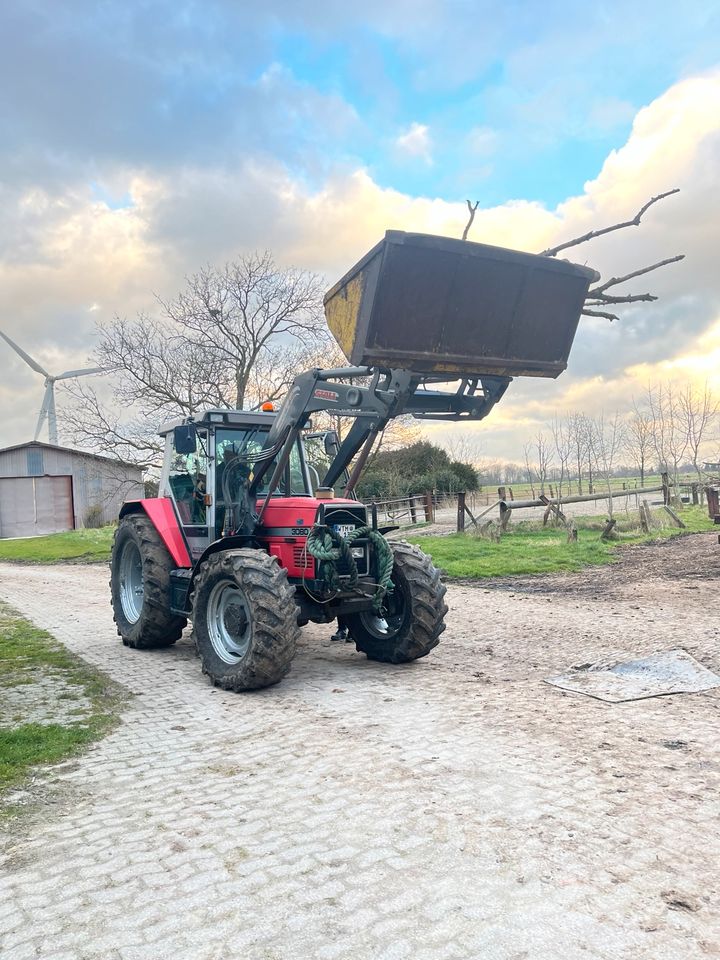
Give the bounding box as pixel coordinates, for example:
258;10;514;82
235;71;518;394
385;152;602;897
0;329;107;446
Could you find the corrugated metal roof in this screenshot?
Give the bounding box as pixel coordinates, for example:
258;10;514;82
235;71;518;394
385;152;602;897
0;441;143;473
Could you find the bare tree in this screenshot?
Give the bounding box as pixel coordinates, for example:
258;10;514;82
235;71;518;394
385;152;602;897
522;433;552;497
522;442;537;498
534;432;552;495
565;412;592;495
162;252;326;409
443;430;485;465
586;412;625;519
678;381;718;480
549;415;572;501
62;252;328;467
623;399;654;485
646;381;689;486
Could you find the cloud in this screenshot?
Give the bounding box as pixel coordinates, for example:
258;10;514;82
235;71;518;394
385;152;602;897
1;71;720;459
394;123;433;164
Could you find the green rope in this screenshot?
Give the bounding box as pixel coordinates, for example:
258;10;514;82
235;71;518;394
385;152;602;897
306;524;395;610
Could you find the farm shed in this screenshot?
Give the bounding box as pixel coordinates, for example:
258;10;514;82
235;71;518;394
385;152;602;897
0;441;144;538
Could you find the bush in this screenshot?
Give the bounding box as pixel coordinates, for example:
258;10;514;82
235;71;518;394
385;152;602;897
358;442;479;500
84;504;104;529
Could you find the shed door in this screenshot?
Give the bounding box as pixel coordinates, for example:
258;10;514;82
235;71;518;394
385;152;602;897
0;476;74;538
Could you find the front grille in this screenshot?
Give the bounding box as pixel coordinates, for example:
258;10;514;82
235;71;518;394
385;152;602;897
293;546;313;570
320;504;370;578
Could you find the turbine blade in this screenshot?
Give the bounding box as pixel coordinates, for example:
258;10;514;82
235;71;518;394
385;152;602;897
55;366;107;380
0;329;50;377
34;383;53;440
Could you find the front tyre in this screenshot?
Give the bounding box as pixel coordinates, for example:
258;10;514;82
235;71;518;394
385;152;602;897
191;549;300;691
346;541;447;664
110;513;187;649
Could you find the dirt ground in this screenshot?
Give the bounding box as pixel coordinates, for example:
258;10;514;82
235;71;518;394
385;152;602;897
475;527;719;597
0;533;719;959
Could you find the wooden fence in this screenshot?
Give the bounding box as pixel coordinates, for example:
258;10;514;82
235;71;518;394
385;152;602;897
368;492;436;526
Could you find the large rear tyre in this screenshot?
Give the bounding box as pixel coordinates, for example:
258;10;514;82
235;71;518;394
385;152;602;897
346;541;447;664
191;549;300;692
110;514;187;649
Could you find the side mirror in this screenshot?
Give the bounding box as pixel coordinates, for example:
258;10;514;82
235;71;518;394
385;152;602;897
174;424;197;454
323;431;339;456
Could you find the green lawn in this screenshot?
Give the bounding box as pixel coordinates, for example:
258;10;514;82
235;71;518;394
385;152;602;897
407;506;714;579
0;526;115;564
0;603;124;802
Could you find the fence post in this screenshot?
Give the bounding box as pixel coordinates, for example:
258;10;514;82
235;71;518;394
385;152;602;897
661;472;670;505
500;503;512;531
457;492;466;532
639;499;651;532
497;485;506;501
424;490;435;523
410;497;418;524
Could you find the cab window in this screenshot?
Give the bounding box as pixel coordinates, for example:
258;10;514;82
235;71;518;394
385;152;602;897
169;429;208;525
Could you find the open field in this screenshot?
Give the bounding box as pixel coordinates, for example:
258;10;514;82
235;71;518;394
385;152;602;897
0;532;718;959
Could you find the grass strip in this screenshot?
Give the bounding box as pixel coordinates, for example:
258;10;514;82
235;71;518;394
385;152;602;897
0;603;124;800
407;506;714;579
0;527;115;564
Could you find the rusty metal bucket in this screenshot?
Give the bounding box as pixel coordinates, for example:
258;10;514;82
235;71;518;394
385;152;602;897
324;231;599;379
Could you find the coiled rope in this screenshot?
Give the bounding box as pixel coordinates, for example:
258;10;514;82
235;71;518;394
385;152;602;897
305;525;394;611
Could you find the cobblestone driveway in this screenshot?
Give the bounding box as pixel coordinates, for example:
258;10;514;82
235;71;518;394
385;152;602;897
1;536;719;960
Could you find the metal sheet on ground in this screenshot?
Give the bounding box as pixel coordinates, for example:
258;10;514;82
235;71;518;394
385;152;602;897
545;649;720;702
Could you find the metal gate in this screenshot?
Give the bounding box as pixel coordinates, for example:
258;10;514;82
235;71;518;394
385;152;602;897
0;476;74;538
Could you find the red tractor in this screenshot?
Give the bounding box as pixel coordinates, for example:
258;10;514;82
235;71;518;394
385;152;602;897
110;232;597;690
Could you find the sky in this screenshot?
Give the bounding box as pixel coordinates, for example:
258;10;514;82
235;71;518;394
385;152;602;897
1;0;719;461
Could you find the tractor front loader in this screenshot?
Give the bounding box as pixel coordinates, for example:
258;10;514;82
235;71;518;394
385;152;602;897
110;231;598;691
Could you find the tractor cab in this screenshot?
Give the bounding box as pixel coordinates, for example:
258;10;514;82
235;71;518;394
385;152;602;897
158;409;349;562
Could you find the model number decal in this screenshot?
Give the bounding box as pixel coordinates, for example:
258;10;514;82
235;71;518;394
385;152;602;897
314;388;339;401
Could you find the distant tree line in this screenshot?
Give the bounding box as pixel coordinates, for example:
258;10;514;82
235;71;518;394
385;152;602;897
470;381;718;517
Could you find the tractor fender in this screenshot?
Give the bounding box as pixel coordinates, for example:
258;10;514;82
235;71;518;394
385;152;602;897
119;499;192;568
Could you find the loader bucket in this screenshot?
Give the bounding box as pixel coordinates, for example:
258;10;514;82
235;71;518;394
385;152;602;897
324;231;599;379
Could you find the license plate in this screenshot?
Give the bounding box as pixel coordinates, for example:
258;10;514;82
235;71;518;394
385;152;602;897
333;523;355;538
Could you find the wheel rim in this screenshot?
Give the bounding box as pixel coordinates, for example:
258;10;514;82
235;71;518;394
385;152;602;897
207;580;251;664
358;582;406;640
119;540;144;624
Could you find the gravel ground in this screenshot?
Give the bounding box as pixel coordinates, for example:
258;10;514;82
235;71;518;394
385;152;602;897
0;533;719;960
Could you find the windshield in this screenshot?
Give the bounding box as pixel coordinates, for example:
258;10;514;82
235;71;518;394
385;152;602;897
215;428;308;504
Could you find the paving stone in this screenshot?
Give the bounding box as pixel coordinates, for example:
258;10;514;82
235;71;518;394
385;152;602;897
0;551;718;960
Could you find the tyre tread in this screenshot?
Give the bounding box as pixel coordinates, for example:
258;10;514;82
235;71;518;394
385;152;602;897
190;549;300;691
349;539;447;664
110;514;187;649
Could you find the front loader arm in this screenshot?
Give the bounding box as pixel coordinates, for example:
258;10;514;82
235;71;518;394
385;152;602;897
249;366;511;508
